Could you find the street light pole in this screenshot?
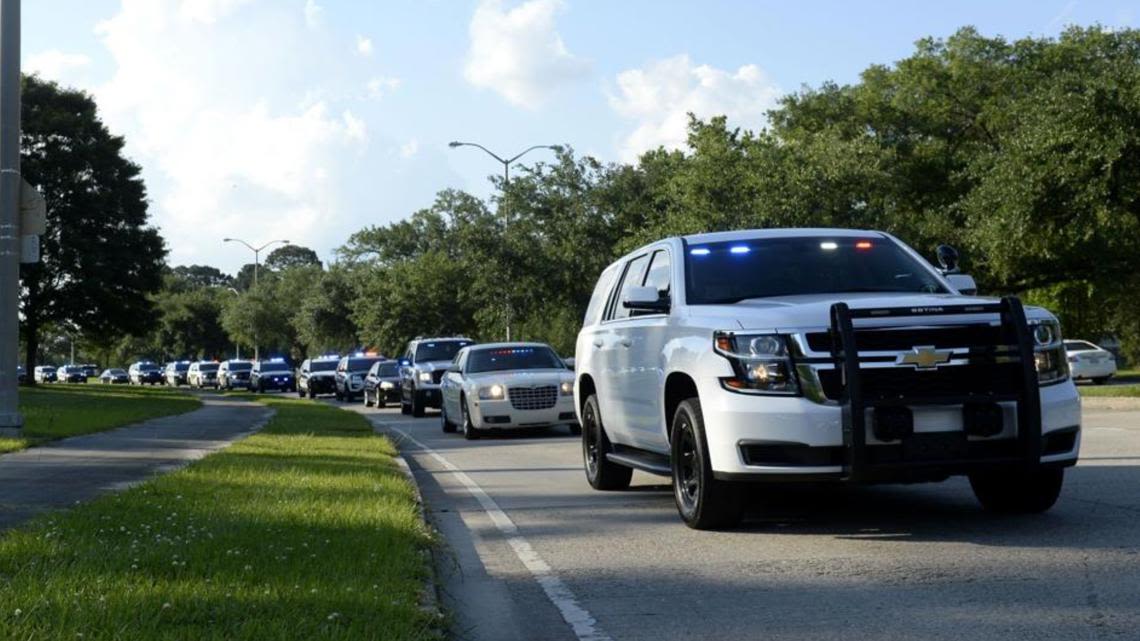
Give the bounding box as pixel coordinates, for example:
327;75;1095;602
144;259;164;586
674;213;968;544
223;238;289;362
447;140;561;341
0;0;21;436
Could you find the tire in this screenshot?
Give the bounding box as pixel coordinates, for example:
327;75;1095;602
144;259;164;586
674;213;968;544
1092;377;1110;385
441;402;457;433
568;423;582;436
581;394;632;491
461;397;480;440
364;390;374;407
969;467;1064;514
377;396;387;409
411;388;425;418
671;398;744;530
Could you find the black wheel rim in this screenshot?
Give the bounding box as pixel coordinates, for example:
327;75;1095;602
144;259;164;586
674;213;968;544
675;416;699;513
583;403;599;478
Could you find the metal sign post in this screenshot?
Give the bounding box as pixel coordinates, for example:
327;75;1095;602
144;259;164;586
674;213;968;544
0;0;22;435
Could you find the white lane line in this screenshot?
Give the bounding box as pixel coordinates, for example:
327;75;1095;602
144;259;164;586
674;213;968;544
386;425;612;641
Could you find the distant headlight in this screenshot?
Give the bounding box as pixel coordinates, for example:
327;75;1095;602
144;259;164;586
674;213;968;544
560;380;573;396
478;384;505;401
418;371;432;383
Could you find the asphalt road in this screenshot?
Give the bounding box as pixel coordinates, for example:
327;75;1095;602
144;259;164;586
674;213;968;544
340;401;1140;641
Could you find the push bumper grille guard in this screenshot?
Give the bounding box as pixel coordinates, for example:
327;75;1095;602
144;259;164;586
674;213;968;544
828;296;1041;482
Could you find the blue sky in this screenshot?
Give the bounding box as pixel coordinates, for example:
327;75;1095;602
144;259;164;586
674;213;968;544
22;0;1137;272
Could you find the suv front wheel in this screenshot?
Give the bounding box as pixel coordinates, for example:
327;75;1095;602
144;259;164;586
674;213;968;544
671;398;744;530
581;394;632;491
969;467;1064;513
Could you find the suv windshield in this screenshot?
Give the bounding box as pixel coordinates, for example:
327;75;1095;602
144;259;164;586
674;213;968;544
258;361;290;373
684;237;947;304
310;360;338;372
467;346;564;373
173;363;189;372
139;364;159;371
347;357;379;372
198;363;219;372
415;341;471;362
226;362;252;372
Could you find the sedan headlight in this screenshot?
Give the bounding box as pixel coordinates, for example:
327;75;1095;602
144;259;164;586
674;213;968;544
380;381;394;390
478;383;505;400
713;331;799;395
559;380;574;396
1029;319;1068;385
418;371;432;383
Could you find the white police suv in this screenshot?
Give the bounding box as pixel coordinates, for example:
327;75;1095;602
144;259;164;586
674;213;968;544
575;229;1081;529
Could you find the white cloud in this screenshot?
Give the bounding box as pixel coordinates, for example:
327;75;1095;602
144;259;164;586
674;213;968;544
91;0;373;270
366;76;401;100
356;35;373;56
24;50;91;81
303;0;322;28
399;139;419;158
609;54;781;161
463;0;589;109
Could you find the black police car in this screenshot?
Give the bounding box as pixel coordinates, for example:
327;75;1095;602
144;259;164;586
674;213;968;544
251;359;296;393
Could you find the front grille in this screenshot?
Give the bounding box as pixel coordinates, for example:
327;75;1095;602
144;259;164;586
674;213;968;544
805;324;1005;353
508;385;558;411
817;361;1023;402
431;370;445;384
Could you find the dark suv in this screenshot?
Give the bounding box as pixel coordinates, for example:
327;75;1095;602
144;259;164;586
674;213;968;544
251;359;295;393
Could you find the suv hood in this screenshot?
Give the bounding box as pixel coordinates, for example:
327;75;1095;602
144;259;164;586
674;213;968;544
690;293;1054;331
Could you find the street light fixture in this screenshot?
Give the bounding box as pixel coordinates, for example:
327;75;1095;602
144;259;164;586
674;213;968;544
448;141;562;185
222;238;289;361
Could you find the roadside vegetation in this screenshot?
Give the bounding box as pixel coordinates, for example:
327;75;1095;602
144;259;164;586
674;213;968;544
0;384;200;454
0;395;436;640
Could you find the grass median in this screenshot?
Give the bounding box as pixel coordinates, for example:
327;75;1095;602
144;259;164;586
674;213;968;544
0;395;438;640
0;383;202;454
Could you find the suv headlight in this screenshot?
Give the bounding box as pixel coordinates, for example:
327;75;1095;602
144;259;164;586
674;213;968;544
713;331;799;396
418;371;432;383
559;380;574;396
1030;319;1068;385
478;384;505;400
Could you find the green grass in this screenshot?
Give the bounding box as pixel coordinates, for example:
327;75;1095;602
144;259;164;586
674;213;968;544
0;384;202;454
1078;383;1140;397
0;395;437;640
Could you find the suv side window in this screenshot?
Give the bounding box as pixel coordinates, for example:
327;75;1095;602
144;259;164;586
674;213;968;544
584;263;620;327
608;254;650;321
643;249;671;297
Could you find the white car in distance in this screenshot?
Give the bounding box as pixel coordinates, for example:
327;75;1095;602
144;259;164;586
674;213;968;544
440;343;578;440
1065;340;1117;384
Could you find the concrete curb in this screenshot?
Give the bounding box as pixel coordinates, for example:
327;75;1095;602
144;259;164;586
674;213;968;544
1081;396;1140;411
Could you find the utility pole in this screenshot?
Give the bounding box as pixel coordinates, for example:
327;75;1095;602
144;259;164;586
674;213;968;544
0;0;21;436
223;238;288;362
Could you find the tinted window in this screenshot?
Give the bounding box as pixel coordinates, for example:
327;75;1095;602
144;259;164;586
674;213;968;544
258;361;290;373
643;249;671;296
1064;341;1098;351
198;363;219;372
226;362;252;372
610;254;650;320
466;346;564;373
310;360;338;372
174;363;190;372
584;264;620;326
685;237;947;304
377;362;399;376
347;357;380;371
415;341;471;362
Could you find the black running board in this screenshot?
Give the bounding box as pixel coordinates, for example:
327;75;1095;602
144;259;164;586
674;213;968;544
606;450;671;477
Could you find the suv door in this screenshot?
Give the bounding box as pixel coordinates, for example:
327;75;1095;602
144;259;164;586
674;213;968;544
593;253;651;444
623;247;674;450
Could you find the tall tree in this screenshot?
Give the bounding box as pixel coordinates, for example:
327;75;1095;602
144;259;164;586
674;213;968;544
19;76;166;378
265;244;321;271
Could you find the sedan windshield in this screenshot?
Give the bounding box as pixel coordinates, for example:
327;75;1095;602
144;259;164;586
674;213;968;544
416;341;471;362
377;362;399;377
467;346;564;373
1064;340;1099;352
684;237;947;304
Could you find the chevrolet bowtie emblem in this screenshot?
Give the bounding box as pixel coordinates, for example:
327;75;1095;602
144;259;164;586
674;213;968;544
897;346;953;370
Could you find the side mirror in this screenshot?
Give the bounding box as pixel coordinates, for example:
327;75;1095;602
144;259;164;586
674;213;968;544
562;357;575;371
946;273;978;296
936;244;960;274
622;285;670;313
446;365;461;374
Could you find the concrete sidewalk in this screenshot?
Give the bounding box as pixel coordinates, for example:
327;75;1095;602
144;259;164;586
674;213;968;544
0;394;272;531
